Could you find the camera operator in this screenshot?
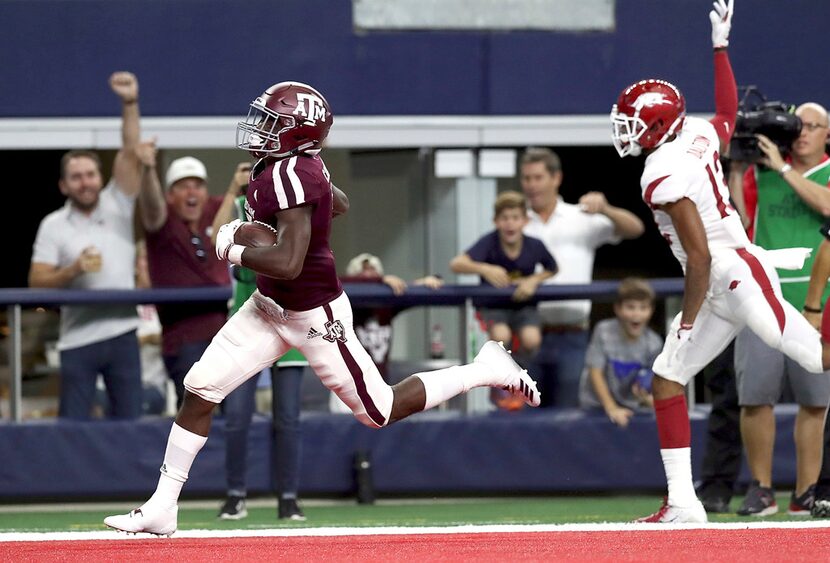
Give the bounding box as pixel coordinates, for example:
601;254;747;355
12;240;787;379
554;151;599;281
727;102;830;516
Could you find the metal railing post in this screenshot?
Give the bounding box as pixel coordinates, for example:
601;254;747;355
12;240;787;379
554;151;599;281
463;297;480;415
8;305;22;422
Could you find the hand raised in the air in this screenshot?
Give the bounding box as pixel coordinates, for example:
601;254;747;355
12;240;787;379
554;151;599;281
135;138;158;168
109;71;138;103
709;0;734;49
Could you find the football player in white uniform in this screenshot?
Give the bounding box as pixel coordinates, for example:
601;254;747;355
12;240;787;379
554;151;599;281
612;0;830;522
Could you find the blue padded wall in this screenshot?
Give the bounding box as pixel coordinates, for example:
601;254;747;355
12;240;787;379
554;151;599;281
0;408;796;499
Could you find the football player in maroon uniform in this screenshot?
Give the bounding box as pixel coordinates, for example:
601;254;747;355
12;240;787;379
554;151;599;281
105;81;540;535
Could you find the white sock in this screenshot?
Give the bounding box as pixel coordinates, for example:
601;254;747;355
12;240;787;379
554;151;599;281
147;423;208;509
416;364;487;410
661;447;698;507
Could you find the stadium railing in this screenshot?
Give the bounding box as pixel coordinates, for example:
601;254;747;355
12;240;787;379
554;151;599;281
0;279;684;422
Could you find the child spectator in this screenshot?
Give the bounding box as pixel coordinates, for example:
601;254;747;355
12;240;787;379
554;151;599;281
450;191;557;369
578;277;663;426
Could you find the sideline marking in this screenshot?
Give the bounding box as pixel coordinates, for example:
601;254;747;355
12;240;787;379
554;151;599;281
3;521;830;542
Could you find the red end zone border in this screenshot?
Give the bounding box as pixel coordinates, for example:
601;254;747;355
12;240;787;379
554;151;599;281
2;523;829;562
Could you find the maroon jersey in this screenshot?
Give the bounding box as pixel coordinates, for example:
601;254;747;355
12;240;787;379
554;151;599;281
146;197;230;356
246;153;342;311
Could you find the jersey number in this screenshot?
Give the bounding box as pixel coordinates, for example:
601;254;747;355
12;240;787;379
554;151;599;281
705;151;730;219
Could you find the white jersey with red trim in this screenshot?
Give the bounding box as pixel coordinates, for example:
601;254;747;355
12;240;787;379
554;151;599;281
641;116;749;271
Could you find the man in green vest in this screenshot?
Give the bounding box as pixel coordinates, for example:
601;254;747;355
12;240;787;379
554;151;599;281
804;219;830;517
730;102;830;516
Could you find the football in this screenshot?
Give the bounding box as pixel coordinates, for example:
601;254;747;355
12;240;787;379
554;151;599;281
234;221;278;247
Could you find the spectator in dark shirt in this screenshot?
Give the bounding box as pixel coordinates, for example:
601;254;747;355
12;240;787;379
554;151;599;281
450;191;557;370
135;146;232;406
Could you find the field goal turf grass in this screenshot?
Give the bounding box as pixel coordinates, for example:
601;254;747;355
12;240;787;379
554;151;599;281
0;494;827;532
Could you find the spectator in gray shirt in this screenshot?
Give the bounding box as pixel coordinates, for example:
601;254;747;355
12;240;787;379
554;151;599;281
29;72;144;420
579;278;662;427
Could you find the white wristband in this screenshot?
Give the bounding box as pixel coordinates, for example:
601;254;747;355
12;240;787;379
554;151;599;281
227;245;245;266
778;163;793;176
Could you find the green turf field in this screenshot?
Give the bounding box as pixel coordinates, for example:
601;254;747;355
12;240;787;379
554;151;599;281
0;495;821;533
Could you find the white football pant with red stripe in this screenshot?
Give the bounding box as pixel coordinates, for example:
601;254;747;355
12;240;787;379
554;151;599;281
653;244;823;385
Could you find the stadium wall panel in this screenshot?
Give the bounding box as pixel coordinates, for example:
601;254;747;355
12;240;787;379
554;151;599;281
0;408;798;499
0;1;826;118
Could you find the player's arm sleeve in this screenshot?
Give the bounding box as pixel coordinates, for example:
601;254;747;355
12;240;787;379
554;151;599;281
741;166;758;237
642;171;691;208
709;49;737;148
259;159;323;215
292;165;327;206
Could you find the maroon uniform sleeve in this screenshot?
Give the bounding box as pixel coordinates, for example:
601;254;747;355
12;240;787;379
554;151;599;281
709;49;737;145
247;155;328;222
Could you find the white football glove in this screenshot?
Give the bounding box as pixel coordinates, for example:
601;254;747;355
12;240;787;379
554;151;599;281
677;322;694;347
709;0;734;49
215;219;243;261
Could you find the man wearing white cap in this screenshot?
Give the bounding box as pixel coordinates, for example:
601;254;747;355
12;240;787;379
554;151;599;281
135;149;248;406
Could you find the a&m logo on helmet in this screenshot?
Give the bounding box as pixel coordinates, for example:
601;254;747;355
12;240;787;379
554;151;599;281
293;93;328;124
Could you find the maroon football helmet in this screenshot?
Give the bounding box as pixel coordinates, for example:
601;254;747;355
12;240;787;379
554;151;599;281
237;81;333;159
611;79;686;157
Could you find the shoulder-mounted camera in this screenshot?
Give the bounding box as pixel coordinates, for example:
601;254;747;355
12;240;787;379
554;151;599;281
729;86;802;163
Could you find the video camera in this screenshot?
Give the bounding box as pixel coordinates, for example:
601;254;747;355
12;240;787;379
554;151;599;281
729;86;802;163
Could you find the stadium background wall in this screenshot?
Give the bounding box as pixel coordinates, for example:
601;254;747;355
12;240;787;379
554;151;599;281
1;0;827;117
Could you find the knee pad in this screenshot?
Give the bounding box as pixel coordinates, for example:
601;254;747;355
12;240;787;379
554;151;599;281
183;361;223;403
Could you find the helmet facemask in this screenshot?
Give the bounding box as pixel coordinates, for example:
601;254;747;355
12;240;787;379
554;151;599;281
611;105;646;158
236;100;297;158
